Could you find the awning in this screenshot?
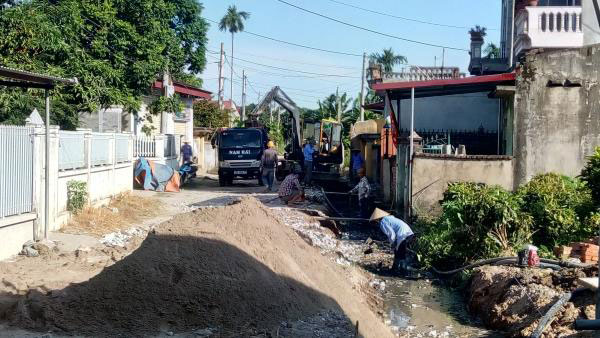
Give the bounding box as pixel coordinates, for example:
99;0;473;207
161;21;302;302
153;80;212;99
372;73;516;99
363;101;384;111
0;65;78;89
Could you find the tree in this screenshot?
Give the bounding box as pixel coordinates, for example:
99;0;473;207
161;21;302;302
219;5;250;102
194;100;230;128
0;0;208;128
369;48;407;74
484;43;500;58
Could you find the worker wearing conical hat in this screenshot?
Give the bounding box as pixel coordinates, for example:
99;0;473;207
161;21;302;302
370;208;414;273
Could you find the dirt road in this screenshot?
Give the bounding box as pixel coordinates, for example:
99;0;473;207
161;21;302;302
0;176;393;337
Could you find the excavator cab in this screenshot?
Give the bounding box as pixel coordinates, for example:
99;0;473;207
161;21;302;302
302;118;344;180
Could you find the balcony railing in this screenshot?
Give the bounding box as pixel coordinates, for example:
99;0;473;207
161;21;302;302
515;6;583;57
381;67;466;83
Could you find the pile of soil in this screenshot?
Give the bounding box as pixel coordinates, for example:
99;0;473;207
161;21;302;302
468;266;597;337
5;197;392;337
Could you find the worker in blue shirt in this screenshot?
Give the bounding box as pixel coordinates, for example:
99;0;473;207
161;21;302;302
181;140;193;164
370;208;414;272
350;149;364;183
303;138;316;185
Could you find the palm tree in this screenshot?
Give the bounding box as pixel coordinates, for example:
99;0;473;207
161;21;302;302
484;43;500;58
369;48;407;74
469;25;487;38
219;6;250;103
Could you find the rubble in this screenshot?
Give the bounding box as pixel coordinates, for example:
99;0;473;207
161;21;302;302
468;265;598;337
20;239;58;257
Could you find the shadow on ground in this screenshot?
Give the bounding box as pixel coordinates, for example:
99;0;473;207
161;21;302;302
0;234;352;337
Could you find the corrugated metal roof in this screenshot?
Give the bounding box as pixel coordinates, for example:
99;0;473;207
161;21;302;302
372;73;516;92
0;65;78;86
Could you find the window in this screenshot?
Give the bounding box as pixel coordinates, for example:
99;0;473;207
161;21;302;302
541;13;547;32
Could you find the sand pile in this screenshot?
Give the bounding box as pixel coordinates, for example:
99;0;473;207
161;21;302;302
6;197;392;337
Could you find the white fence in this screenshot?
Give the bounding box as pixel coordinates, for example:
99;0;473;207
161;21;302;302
0;126;34;218
133;134;180;169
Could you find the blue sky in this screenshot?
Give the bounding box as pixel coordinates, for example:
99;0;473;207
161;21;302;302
200;0;501;109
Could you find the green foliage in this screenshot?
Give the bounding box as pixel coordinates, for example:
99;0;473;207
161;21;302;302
0;0;208;127
518;173;595;247
581;147;600;205
193;100;230;128
369;48;407;73
150;95;184;117
484;43;500;58
67;180;87;214
415;183;531;269
218;5;250;34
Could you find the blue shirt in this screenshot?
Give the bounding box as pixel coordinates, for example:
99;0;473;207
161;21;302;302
181;144;193;161
303;144;315;162
379;216;414;249
351;153;364;170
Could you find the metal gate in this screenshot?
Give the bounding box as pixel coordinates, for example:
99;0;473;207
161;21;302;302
0;125;34;218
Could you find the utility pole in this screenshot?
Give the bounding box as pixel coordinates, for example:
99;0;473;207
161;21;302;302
441;48;445;74
336;87;341;123
241;70;247;123
218;42;225;109
360;52;366;122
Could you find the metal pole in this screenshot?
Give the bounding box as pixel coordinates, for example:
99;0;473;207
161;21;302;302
44;89;50;240
336;87;341;122
409;87;415;219
218;42;224;109
242;70;246;123
360;52;366;121
509;0;516;67
441;48;445;73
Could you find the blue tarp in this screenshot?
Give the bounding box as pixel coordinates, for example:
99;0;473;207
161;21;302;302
134;158;178;192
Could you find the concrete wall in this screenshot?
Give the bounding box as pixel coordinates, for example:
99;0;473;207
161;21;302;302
394;92;500;132
583;0;600;45
0;214;36;261
514;46;600;185
412;154;514;215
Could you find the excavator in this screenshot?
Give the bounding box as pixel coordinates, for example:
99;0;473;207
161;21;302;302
250;86;344;182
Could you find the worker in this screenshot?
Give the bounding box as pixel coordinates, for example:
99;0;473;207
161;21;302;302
303;138;316;186
181;139;193;164
350;149;364;183
261;141;278;192
278;164;304;205
370;208;414;272
349;168;371;219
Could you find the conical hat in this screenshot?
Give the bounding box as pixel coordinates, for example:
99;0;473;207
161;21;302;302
370;208;390;221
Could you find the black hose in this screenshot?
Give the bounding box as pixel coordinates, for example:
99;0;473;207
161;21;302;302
530;288;587;338
540;258;592;269
433;256;593;276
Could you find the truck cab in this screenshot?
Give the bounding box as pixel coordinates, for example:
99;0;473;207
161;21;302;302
214;128;268;186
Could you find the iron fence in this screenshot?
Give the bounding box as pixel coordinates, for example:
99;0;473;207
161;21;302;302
59;131;86;170
0;125;34;218
134;135;155;158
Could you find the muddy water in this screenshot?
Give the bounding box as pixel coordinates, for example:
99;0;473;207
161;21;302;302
381;277;500;337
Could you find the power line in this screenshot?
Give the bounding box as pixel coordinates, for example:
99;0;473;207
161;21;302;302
325;0;497;30
275;0;469;52
208;50;360;78
206;18;362;57
209;45;359;70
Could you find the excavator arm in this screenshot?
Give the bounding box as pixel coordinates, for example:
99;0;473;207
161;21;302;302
251;86;303;158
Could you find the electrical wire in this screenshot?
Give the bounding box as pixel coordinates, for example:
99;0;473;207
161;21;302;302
206;18;362;57
275;0;469;52
325;0;497;30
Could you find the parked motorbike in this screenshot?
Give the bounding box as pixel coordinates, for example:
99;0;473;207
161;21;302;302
178;161;198;186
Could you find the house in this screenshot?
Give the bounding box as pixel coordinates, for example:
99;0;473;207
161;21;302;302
80;73;212;146
223;99;241;125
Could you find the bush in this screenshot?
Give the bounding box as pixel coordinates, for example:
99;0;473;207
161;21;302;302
581;147;600;206
518;173;594;248
67;180;87;214
415;182;531;269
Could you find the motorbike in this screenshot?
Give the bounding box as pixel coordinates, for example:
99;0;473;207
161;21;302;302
178;161;198;186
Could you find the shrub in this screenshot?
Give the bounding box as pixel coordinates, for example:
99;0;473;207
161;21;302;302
415;182;531;269
518;173;594;248
67;180;87;214
581;147;600;206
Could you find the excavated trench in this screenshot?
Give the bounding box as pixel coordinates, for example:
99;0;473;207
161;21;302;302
319;186;499;337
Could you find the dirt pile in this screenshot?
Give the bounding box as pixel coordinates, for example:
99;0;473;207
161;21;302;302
5;197;392;337
469;266;597;337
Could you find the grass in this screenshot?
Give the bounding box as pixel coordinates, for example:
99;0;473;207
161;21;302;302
62;193;162;237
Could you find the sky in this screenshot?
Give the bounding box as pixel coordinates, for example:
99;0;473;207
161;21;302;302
199;0;501;109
